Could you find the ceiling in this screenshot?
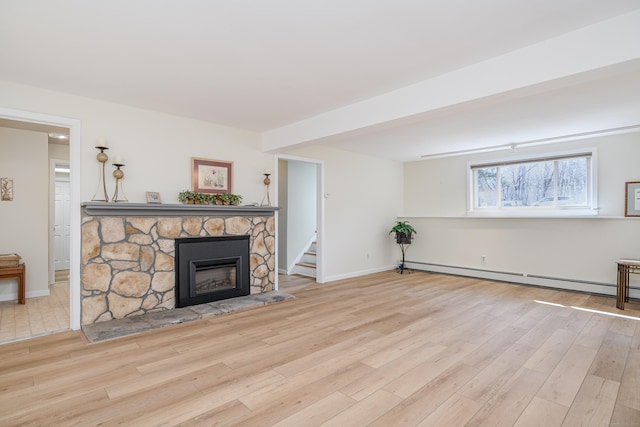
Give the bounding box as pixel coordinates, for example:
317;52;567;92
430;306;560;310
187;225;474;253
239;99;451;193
2;1;640;161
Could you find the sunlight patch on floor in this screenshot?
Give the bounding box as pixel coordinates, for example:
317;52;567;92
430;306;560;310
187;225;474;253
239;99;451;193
534;299;640;321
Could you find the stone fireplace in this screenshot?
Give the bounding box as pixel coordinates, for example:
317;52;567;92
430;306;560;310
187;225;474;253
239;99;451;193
80;202;277;325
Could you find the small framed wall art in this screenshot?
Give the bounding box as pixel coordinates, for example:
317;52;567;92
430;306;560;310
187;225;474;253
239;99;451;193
625;181;640;217
1;178;13;201
191;158;233;194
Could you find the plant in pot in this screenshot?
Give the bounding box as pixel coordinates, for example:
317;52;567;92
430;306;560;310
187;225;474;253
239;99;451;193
194;192;210;204
178;190;197;204
390;220;416;274
216;193;231;205
227;194;242;206
389;220;417;244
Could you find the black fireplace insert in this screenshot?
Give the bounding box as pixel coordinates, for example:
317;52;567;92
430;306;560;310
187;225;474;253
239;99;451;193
175;235;250;308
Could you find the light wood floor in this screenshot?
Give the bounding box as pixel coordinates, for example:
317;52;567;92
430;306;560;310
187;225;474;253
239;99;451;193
1;271;639;426
0;271;69;344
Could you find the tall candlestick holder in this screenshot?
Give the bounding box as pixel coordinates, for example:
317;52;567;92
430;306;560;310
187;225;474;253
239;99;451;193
111;163;128;202
260;173;271;206
91;146;110;202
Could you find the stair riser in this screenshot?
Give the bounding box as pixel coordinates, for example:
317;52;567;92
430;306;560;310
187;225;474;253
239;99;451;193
301;253;317;264
291;265;316;277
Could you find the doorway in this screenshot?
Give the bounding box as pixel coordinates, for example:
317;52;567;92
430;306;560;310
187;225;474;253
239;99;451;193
275;154;325;285
0;107;81;337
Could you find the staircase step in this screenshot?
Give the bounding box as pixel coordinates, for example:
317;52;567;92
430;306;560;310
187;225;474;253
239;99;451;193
291;262;316;278
301;252;316;265
296;262;317;269
291;237;318;278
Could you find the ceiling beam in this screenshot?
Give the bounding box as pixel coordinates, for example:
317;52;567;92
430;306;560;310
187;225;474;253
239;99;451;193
262;10;640;153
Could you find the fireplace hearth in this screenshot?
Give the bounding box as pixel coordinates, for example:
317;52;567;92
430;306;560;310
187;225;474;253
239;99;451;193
175;235;250;308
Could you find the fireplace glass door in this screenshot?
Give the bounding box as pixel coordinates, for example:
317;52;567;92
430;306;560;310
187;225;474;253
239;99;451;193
191;258;239;297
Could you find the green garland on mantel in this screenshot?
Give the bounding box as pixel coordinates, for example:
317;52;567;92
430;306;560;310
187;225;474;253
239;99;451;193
177;190;243;206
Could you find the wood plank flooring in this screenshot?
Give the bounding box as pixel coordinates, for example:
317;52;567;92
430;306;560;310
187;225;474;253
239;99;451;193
0;271;639;426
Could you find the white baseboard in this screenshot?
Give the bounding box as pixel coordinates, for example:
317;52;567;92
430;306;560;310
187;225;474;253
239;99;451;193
404;261;640;299
0;289;50;302
324;265;397;283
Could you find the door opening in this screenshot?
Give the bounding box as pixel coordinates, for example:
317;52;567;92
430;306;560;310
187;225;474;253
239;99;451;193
274;154;325;285
1;107;81;333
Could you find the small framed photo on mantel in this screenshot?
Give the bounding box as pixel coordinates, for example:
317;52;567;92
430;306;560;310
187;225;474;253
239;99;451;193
145;191;161;204
192;157;233;194
625;181;640;217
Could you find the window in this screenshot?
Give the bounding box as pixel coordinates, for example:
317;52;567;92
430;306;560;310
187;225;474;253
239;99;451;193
469;150;597;215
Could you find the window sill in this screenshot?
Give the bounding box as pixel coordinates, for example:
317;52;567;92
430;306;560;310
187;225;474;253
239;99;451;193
466;209;599;218
400;214;639;220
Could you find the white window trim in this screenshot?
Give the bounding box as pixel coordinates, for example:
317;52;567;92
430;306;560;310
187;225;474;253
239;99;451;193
466;147;599;217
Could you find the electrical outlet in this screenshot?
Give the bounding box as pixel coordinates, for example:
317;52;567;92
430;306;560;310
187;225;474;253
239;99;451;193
481;255;487;265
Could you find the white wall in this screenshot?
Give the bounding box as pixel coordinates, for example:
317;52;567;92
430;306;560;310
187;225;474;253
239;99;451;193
281;145;404;281
402;132;640;295
285;160;317;271
49;143;69;161
0;80;271;205
0;127;49;299
277;159;289;272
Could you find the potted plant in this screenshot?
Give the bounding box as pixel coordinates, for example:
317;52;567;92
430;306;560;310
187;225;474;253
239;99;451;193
227;194;242;206
216;193;231;205
178;190;197;204
389;220;416;244
390;220;416;274
211;194;222;205
212;193;241;206
195;192;211;204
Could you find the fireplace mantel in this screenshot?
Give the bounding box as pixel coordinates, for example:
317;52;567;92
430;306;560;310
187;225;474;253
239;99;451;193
82;202;278;217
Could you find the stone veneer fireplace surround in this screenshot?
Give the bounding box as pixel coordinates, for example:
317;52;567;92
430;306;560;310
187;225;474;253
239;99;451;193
80;202;277;325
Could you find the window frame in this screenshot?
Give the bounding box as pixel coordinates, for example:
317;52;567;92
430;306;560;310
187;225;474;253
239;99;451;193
467;148;598;217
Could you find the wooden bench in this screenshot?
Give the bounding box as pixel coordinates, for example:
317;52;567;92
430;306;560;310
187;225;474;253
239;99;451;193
0;263;25;304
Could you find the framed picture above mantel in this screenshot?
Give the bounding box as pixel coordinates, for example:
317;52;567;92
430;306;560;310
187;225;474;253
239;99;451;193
192;158;233;194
